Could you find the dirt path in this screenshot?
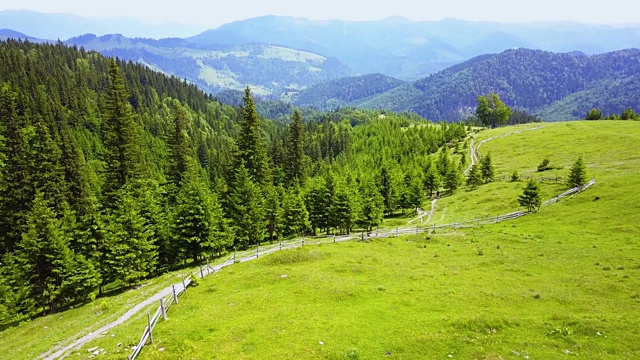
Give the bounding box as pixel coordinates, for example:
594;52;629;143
44;126;549;359
41;260;232;359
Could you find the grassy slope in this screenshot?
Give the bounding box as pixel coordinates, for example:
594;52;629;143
134;121;640;359
0;263;224;360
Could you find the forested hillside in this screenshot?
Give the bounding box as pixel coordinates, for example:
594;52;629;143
358;48;640;121
0;40;467;324
291;74;405;110
65;34;357;97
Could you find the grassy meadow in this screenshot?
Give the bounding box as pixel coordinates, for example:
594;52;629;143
133;121;640;359
3;120;639;359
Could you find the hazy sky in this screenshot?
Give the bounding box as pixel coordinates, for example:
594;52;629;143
1;0;638;27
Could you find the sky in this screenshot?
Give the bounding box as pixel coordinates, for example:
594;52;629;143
1;0;639;28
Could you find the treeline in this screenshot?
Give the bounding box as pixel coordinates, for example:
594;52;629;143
0;40;467;323
585;106;639;120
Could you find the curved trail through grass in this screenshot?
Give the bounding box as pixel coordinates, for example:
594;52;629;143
41;260;233;360
44;125;553;359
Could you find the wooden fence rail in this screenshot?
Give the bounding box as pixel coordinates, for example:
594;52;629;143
127;178;595;360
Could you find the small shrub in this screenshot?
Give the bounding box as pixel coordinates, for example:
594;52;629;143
603;266;611;271
377;285;387;291
533;293;541;299
476;247;484;256
537;157;553;172
190;274;201;287
510;170;519;182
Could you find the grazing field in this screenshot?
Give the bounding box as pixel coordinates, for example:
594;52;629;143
130;121;640;359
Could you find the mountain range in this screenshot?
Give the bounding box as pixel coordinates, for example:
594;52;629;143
2;11;640;121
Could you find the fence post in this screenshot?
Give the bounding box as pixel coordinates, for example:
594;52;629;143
280;241;282;250
172;284;178;304
256;244;259;258
416;226;419;234
147;312;154;344
478;219;480;226
182;278;187;293
234;247;236;261
160;298;167;321
395;227;398;237
496;215;499;223
200;265;204;279
334;235;336;243
302;236;305;246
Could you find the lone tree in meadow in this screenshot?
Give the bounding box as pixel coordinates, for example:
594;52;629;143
567;156;588;189
475;92;512;128
585;108;603;120
480;152;495;183
518;179;542;212
466;164;483;190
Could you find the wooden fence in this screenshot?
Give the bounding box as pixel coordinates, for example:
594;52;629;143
127;177;595;359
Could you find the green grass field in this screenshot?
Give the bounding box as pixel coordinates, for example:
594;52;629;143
133;121;640;359
3;121;639;359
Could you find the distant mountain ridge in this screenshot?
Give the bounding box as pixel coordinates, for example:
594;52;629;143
348;48;640;121
189;16;640;80
64;33;357;96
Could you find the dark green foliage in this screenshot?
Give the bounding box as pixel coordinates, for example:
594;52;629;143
357;179;384;232
228;162;265;250
13;193;75;313
280;186;310;238
480;153;495;183
476;93;512;128
620;107;637;120
103;184;157;286
510;170;520;182
235;86;271;186
283;110;306;188
264;185;283;242
567;157;588;189
443;161;463;195
586;108;603;120
537;157;553;172
423;163;441;198
466;164;483;190
518;179;542;212
102;59;142;204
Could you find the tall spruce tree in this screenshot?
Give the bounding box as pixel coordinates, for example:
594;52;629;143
228;162;266;250
480;152;495;183
13;193;74;313
567;156;588;189
284;109;306;188
423;163;441;198
102;59;142;205
518;179;542;212
358;178;385;232
281;186;310;238
466;164;483;190
235;86;271;186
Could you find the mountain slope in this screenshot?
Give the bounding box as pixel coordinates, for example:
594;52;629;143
188;16;640;80
65;33;357;96
358;48;640;121
291;74;405;109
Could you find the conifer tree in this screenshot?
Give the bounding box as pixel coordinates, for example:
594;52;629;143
284;109;306;188
423;163;441;198
466;164;483;190
102;59;142;205
228;162;266;249
103;184;157;286
567;156;588;189
518;179;542;212
281;186;310;238
444;161;463;195
358;178;385;232
168;100;194;191
264;184;282;243
13;193;74;313
0;84;31;254
480;152;495;183
235;86;271;186
305;179;330;236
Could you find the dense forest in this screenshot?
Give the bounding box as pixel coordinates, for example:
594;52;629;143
0;40;468;323
313;48;640;121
